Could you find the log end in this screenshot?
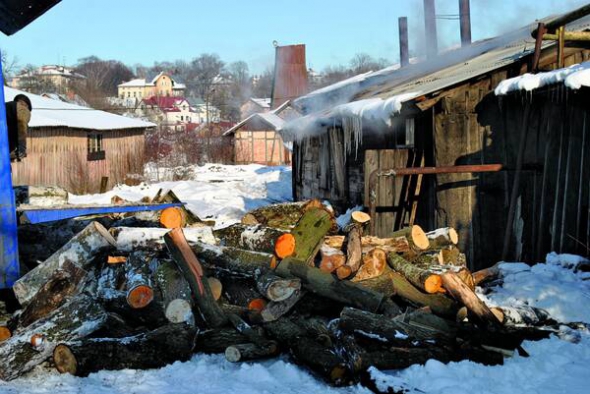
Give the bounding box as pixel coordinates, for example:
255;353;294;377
424;274;443;294
275;233;296;259
225;346;242;363
411;225;429;250
160;207;186;229
54;344;78;375
165;299;194;324
351;211;371;225
336;265;353;280
248;298;267;312
449;228;459;245
93;221;117;247
107;255;127;264
0;326;11;342
208;277;223;301
127;285;154;309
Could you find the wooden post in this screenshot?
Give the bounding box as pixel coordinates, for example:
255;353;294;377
100;176;109;193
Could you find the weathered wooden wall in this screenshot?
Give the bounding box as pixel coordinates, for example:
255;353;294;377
11;127;146;194
234;130;290;165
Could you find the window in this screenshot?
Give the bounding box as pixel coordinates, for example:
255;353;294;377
87;133;105;161
180;116;184;121
127;92;131;98
404;118;415;147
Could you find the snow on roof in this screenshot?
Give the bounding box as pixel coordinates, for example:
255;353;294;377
4;87;155;130
495;61;590;95
223;100;290;136
250;98;271;108
118;78;149;87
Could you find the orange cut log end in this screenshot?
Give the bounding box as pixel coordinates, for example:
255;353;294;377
160;207;186;229
0;326;11;342
107;255;127;264
127;285;154;309
411;225;430;250
275;233;296;259
336;265;353;280
248;298;267;312
270;256;279;270
424;274;443;294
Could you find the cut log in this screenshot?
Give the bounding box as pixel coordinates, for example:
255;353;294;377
190;242;275;278
413;263;475;291
344;223;363;273
248;298;267;312
0;294;108;381
351;248;387;282
208;278;223;301
274;257;385;313
195;328;249;353
19;261;88;328
472;262;502;286
260;289;305;322
493;306;551;326
213;224;286;254
388;253;443;293
159;206;186;228
336;265;353;280
164;228;227;328
319;245;346;273
125;253;155;309
391;225;429;251
338;307;411;343
256;273;301;302
222;279;264;306
274;233;296;258
153;260;194;324
351;211;371;225
0;326;11;342
13;221;116;306
441;272;501;328
225;342;279;363
107;256;127;264
111;226;216;252
227;313;271;347
358;347;451;370
53;323;197;377
240;200;327;230
392;308;457;342
425;227;459;250
323;235;412;254
290;208;334;265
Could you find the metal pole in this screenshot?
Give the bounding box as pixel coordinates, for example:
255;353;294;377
0;50;21;288
459;0;471;46
424;0;438;58
399;17;410;67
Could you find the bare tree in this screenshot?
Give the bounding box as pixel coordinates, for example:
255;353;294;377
0;49;19;84
252;67;273;99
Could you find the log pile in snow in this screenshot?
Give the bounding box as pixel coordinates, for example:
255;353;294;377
0;200;558;387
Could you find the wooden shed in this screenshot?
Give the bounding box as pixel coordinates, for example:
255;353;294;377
6;87;154;194
280;12;590;270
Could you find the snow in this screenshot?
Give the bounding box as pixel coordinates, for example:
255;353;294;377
69;163;293;229
3;87;155;130
494;61;590;95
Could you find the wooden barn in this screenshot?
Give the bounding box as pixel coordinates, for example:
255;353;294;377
6;87;154;194
223;101;293;165
280;8;590;270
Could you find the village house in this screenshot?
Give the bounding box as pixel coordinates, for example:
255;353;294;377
138;96;196;131
5;87;154;193
280;9;590;269
240;97;271;119
10;65;86;94
118;72;186;107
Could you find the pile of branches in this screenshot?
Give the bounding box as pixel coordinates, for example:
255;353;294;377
0;200;556;389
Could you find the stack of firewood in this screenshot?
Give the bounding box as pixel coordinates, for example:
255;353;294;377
0;199;555;387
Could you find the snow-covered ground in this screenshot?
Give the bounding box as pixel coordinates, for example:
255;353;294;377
3;164;590;394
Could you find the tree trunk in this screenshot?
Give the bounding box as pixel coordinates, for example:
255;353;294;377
260;289;305;322
53;323;197;377
225;342;279;362
240;200;327;230
0;294;108;381
18;261;88;328
472;262;502;286
319;245;346;273
493;306;550;326
274;257;385;313
425;227;459;250
256;273;301;302
391;225;429;251
195;328;249;353
153;260;195;324
111;226;216;252
388;253;443;293
344;224;363;273
441;272;501;328
290;208;334;266
190;242;275;279
323;235;412;254
164;228;227;328
14;222;116;306
213;224;286;254
351;248;387;282
125;252;155;309
338;307;411;344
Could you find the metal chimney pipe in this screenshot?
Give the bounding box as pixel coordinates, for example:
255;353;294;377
399;17;409;67
424;0;438;58
459;0;472;46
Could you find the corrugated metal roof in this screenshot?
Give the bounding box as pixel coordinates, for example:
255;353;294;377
272;45;309;109
0;0;61;36
292;14;590;118
4;87;155;130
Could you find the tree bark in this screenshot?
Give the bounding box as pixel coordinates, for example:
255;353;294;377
344;224;363;273
274;257;385;313
472;262;502;286
323;235;412;254
14;221;116;306
0;294;108;381
111;226;216;252
53;323;197;377
125;252;155;309
18;261;88;328
425;227;459;250
213;224;286;254
195;328;249;353
256;273;301;302
164;228;227;328
388;253;443;293
240;200;327;230
190;242;275;279
153;260;195;324
290;208;334;266
225;342;279;362
260;289;305;322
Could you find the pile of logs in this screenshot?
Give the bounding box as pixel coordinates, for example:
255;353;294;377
0;200;556;388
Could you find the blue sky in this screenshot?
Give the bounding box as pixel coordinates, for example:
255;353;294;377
0;0;587;75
